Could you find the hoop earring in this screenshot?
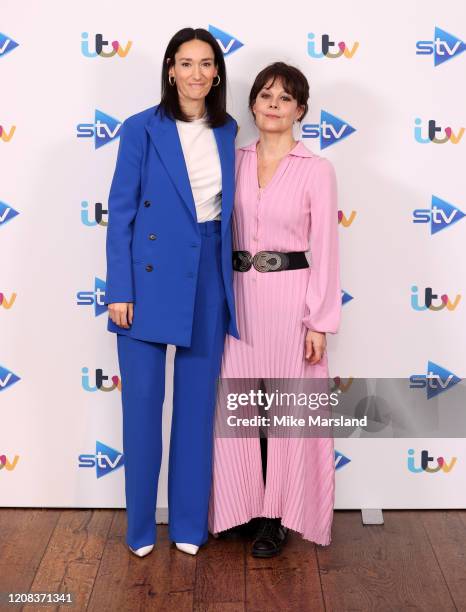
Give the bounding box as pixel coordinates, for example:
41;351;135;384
212;75;221;87
169;75;175;86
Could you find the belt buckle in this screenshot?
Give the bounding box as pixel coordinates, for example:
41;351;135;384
253;251;283;272
236;250;253;271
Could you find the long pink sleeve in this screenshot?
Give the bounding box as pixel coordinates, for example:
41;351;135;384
303;157;341;333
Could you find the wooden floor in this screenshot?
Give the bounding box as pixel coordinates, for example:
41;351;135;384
1;509;465;611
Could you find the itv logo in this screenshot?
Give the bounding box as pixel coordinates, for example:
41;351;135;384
338;210;357;227
81;32;132;58
414;118;464;144
307;33;359;59
82;367;121;392
0;124;16;142
76;110;122;149
81;201;108;226
332;377;354;393
78;441;124;479
0;292;17;309
411;286;461;312
0;454;20;471
407;449;457;473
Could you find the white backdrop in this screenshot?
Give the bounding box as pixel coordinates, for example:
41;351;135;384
1;1;465;513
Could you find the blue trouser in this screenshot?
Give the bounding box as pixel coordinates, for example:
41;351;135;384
116;220;228;549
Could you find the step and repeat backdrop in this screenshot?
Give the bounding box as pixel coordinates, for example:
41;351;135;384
1;1;465;513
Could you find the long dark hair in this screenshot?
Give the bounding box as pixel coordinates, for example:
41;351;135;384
158;28;228;128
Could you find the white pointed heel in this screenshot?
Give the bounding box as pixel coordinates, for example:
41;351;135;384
129;544;154;557
175;542;199;555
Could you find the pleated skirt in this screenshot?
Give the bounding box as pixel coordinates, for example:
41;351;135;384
208;267;335;546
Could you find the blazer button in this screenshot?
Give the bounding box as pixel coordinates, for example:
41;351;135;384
144;200;151;207
145;264;153;272
149;233;156;240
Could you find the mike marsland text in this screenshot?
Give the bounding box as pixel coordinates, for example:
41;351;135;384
225;415;368;428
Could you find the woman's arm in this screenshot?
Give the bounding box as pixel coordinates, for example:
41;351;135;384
303;157;341;361
105;118;142;305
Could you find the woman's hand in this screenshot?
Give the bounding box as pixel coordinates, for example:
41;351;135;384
108;302;134;329
305;330;326;364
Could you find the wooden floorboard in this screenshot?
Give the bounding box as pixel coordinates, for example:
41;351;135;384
193;533;245;611
421;511;466;611
0;509;61;598
22;509;113;612
317;510;459;612
245;529;324;611
87;510;195;612
0;509;465;611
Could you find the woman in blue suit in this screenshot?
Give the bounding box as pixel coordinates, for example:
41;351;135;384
104;27;239;557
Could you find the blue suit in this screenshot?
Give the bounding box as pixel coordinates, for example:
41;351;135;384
105;104;239;345
104;105;238;549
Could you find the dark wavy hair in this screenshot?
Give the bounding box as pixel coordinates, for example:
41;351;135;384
158;28;228;128
249;62;309;123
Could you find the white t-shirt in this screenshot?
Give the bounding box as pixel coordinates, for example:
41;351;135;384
176;116;222;222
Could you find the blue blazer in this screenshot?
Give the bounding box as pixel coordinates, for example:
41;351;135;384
104;104;239;347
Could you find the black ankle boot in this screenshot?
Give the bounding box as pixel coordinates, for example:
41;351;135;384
251;518;288;558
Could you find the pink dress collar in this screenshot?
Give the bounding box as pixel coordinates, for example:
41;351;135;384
239;140;315;158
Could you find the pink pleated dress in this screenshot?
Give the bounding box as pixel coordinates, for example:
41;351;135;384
208;140;342;546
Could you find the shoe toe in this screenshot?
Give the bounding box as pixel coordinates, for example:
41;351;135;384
129;544;154;557
253;538;274;551
175;542;199;555
251;518;287;557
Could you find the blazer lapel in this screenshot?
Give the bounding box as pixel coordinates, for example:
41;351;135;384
145;110;197;223
213;124;234;236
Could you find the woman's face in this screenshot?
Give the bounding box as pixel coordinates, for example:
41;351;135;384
252;78;304;134
168;39;218;105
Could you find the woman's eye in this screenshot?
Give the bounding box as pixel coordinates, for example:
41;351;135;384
202;62;212;67
282;96;291;101
181;62;191;68
260;92;270;98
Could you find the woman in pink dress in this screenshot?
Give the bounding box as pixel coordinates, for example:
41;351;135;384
208;62;341;556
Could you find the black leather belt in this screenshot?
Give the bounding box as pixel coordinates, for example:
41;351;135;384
233;250;309;272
